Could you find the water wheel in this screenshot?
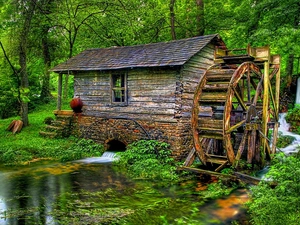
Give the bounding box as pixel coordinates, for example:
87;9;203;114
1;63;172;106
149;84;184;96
187;48;280;171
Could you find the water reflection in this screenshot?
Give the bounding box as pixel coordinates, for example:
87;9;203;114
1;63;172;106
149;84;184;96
0;159;248;225
0;161;133;225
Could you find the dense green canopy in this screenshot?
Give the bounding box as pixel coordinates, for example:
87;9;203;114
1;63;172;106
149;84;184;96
0;0;300;120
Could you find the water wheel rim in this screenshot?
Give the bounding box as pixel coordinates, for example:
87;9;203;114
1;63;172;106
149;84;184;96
223;62;264;164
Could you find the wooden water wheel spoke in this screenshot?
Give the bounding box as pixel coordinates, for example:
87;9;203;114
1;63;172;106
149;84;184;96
234;130;248;164
225;119;246;134
232;87;247;110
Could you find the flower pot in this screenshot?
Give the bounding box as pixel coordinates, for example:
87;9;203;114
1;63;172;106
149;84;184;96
70;97;83;113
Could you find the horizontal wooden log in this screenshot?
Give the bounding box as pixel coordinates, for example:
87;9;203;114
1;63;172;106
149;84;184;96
129;88;175;95
233;172;262;185
128;96;176;103
198;118;223;129
203;83;229;91
206;69;235;81
82;112;180;123
206;154;228;159
198;133;223;139
200;92;227;101
207;157;228;164
87;106;175;115
178;166;236;179
178;167;274;186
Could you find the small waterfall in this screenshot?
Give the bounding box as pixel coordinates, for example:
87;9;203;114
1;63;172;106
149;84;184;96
278;113;300;155
257;113;300;180
295;77;300;105
75;151;118;164
101;151;117;158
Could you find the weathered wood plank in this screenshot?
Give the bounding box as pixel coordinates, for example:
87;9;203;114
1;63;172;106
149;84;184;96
183;148;196;167
128;96;176;103
200;92;227;101
178;166;236;179
206;69;235;81
198;118;223;128
178;167;267;186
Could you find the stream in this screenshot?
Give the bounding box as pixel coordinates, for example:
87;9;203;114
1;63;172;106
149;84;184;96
0;154;249;225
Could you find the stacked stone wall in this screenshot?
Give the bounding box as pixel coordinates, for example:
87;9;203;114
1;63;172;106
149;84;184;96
77;116;193;160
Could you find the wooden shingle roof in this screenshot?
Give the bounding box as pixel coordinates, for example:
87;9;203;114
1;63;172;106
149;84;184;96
51;34;222;72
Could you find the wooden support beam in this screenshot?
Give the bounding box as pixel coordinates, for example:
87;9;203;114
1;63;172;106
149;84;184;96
183;148;196;167
215;160;229;172
178;166;236;179
233;172;262;185
57;73;63;111
178;167;271;186
262;61;270;164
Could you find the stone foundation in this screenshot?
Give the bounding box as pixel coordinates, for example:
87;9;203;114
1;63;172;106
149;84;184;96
76;116;193;160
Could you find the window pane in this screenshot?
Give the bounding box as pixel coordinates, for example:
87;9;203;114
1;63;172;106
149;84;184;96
113;90;124;102
112;73;126;103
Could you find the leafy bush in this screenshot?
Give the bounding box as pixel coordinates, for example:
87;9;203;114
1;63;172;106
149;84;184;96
246;153;300;225
60;138;104;162
0;148;33;164
114;140;179;181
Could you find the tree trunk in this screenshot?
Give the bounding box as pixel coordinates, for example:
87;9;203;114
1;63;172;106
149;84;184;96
170;0;176;40
40;25;53;103
195;0;205;36
40;0;53;103
286;54;294;91
63;33;74;100
18;1;36;127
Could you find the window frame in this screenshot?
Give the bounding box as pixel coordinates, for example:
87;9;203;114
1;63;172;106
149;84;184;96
110;73;128;105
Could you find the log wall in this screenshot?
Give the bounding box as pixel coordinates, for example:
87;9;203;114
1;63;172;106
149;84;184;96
73;44;215;160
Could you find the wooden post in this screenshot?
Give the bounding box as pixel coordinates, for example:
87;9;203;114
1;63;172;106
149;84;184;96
262;61;270;163
57;73;62;111
271;65;280;155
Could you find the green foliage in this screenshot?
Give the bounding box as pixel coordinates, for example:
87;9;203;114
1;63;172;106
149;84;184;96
286;105;300;134
247;153;300;225
60;138;104;162
0;101;103;164
205;180;238;199
114;140;179;181
1;0;300;120
1;148;33;164
276;133;296;148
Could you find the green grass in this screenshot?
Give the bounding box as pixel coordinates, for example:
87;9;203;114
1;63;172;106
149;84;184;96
0;101;104;165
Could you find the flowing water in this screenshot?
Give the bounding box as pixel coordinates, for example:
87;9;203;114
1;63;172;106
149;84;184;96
0;152;249;225
278;113;300;155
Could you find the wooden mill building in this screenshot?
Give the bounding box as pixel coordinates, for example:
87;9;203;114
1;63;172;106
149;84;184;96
51;34;280;168
51;34;224;159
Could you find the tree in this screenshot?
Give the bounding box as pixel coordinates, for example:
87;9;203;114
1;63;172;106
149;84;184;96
18;0;36;126
53;0;109;100
170;0;176;39
38;0;55;103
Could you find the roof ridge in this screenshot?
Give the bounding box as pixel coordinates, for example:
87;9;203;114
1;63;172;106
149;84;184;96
83;34;219;51
51;34;221;72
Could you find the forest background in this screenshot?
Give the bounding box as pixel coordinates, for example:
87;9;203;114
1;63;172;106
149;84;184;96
0;0;300;124
0;1;300;224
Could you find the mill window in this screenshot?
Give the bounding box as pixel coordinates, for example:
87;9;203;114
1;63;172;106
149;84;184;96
111;73;127;104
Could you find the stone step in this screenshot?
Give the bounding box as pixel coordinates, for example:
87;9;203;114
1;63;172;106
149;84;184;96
39;131;57;138
45;125;64;132
51;120;71;127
